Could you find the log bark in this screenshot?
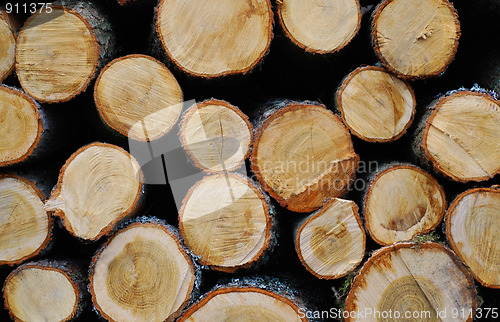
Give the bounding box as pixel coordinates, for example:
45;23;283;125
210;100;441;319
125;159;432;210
251;100;359;213
0;175;52;265
180;99;253;173
345;242;477;321
0;11;15;82
295;198;365;279
277;0;361;54
90;219;197;322
94;54;183;141
0;85;43;167
44;142;144;241
475;0;500;94
178;173;272;272
446;186;500;289
336;65;415;142
479;49;500;96
179;286;307;321
413;90;500;182
154;0;273;77
15;0;116;103
3;260;86;321
363;164;446;245
371;0;460;79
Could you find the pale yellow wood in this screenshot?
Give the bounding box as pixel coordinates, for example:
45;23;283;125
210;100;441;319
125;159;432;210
0;16;15;82
180;100;252;172
447;187;500;288
45;143;142;240
16;8;99;102
345;243;476;322
424;92;500;182
95;55;183;141
179;174;270;269
252;103;358;213
338;66;415;142
0;86;41;166
373;0;460;78
365;166;446;245
297;198;365;279
156;0;272;77
0;177;49;264
179;288;303;322
91;223;195;322
279;0;360;53
4;267;78;322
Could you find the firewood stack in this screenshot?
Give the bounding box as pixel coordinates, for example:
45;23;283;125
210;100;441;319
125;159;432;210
0;0;498;321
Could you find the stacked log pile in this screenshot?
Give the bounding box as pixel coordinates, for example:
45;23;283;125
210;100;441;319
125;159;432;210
0;0;498;321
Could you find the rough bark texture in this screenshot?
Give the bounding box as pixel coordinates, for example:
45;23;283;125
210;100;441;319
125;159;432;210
52;0;116;71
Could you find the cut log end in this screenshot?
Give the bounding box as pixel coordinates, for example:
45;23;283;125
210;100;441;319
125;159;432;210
45;143;142;241
90;222;195;322
179;287;306;321
95;54;183;141
16;7;99;103
364;165;446;245
0;15;15;82
447;186;500;288
337;66;415;142
156;0;273;77
3;263;81;322
296;198;365;279
372;0;460;79
179;174;271;270
422;91;500;182
345;243;477;322
0;176;51;265
251;102;358;213
0;86;42;167
278;0;361;53
180;99;253;172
